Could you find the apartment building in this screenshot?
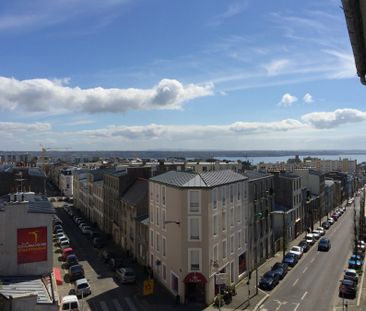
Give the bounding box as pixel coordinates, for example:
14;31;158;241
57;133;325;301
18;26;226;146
149;170;248;305
59;168;75;197
272;172;302;241
243;171;274;270
185;161;242;173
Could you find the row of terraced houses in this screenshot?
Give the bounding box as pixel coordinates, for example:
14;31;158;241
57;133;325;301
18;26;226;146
45;158;363;305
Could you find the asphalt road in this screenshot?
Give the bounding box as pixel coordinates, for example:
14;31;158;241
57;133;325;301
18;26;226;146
259;204;355;311
53;203;145;311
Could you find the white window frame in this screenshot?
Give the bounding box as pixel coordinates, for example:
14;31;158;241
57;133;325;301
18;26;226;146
230;234;234;254
213;214;218;237
188;248;202;272
150;229;154;248
162;209;167;231
162;236;167;257
156;232;160;252
222;239;227;259
222;209;227;231
188;216;201;241
188;190;201;214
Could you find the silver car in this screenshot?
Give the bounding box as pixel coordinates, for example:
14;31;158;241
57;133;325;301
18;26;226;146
74;278;91;297
116;267;136;284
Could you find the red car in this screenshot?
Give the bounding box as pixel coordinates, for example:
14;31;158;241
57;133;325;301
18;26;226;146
62;247;74;261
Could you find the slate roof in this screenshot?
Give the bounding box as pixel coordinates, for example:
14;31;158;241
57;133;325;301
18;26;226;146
122;179;148;205
150;170;247;188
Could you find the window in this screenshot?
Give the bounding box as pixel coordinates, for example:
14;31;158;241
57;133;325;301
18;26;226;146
230;207;234;227
150;230;154;248
150;204;154;224
156;233;160;252
213;244;218;262
189;190;200;213
230;185;233;203
222;187;226;206
150;186;153;201
213;214;218;236
162;186;166;206
162;210;166;230
222;239;227;259
222;210;227;231
237;231;241;249
212;189;217;209
155;184;159;203
237;184;241;200
189;248;201;271
236;205;241;224
162;264;167;281
156;207;160;227
230;235;234;254
188;217;201;241
150;254;154;268
162;237;167;257
171;273;179;294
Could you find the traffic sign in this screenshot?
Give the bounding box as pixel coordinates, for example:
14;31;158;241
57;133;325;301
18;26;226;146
143;279;154;295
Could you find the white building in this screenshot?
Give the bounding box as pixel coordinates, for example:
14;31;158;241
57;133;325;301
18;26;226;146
149;170;248;305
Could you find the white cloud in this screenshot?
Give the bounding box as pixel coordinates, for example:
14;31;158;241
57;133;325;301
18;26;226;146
303;93;313;103
264;59;291;76
0;76;214;114
0;122;51;132
221;0;249;18
301;108;366;129
279;93;298;107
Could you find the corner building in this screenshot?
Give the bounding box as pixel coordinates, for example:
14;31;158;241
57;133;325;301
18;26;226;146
149;170;248;305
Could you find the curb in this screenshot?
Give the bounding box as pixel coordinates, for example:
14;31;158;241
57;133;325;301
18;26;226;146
252;293;269;311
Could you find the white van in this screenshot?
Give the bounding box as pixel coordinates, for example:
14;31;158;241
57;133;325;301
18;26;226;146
60;295;79;310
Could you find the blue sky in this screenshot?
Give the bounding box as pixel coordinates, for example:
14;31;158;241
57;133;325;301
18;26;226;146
0;0;365;151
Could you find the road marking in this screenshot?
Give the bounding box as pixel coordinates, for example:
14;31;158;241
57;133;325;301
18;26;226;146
293;302;300;311
293;278;299;286
100;301;109;311
302;267;308;273
125;297;138;311
301;291;308;300
310;258;315;263
112;299;124;311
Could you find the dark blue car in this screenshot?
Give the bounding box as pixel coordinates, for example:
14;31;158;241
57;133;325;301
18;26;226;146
283;252;298;267
271;262;288;279
258;271;280;290
348;255;363;269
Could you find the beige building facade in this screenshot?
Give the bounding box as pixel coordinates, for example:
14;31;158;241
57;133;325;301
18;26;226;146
149;170;248;305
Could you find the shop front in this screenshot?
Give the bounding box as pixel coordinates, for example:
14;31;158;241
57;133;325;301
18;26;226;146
184;272;207;304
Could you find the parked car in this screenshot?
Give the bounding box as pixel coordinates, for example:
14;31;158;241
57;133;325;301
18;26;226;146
60;295;80;311
54;228;64;235
56;232;66;241
58;235;69;245
53;224;63;233
116;267;136;284
289;246;303;259
318;238;331;251
327;218;335;225
271;262;288;279
258;271;280;290
305;234;315;245
344;269;358;285
312;231;321;240
93;237;105;248
69;264;85;282
316;227;325;236
332;213;339;221
81;226;92;235
62;247;74;261
298;240;310;253
66;254;79;268
348;255;363;270
74;278;91;297
321;221;331;230
339;279;357;299
60;240;71;250
283;252;298;267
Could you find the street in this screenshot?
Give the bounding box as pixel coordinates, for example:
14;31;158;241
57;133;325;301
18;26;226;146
259;202;356;311
53;203;145;311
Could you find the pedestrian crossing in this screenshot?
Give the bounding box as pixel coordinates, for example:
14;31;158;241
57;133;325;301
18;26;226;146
86;296;144;311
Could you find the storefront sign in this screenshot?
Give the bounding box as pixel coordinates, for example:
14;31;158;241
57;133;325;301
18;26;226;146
184;272;208;284
17;227;47;264
215;273;228;285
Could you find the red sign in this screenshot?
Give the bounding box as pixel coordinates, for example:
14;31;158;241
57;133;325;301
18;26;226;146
183;272;208;284
17;227;48;264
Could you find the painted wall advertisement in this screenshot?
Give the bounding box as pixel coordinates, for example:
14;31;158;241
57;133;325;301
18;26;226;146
17;226;47;264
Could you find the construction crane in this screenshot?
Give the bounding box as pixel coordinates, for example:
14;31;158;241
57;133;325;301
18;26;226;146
38;145;72;174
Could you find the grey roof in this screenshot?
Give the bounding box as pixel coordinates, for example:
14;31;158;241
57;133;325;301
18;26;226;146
243;170;271;181
28;168;46;177
0;194;55;214
122;179;148;205
0;276;53;304
150;170;247;188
